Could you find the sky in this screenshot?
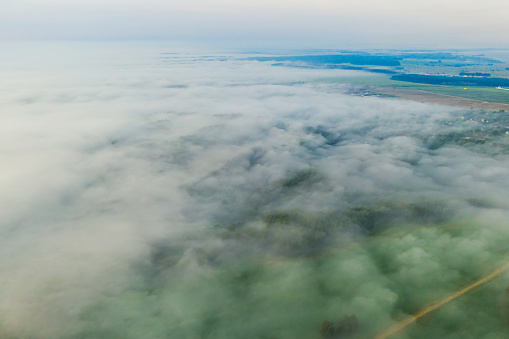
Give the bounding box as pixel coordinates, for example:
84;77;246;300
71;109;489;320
1;0;509;48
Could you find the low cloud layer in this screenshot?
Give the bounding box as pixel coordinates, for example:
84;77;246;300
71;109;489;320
1;44;509;338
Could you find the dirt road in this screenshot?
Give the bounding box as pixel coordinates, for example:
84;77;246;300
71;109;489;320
374;262;509;339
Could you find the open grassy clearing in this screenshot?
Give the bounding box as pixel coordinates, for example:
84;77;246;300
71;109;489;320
390;84;509;105
317;75;509;105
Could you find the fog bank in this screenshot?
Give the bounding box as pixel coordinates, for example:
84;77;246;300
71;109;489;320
1;43;509;338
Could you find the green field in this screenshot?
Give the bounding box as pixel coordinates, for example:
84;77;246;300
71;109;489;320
393;84;509;105
317;75;509;105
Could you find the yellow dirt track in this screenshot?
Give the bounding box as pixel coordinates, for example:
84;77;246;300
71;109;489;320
374;262;509;339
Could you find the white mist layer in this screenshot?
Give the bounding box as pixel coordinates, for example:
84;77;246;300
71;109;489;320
0;43;509;339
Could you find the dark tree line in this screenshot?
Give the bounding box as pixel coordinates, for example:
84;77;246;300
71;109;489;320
391;74;509;87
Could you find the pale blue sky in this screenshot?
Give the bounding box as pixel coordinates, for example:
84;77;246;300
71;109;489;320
1;0;508;48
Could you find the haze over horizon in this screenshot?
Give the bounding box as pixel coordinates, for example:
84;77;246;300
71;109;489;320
2;0;509;48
